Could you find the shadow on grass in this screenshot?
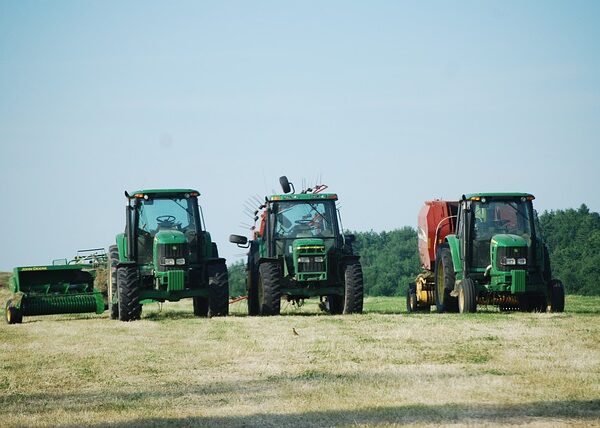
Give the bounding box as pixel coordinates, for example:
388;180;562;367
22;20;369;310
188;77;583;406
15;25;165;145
57;399;600;427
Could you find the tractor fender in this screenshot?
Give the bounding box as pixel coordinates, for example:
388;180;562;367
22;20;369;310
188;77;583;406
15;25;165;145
206;257;227;266
116;233;127;262
258;257;280;266
341;254;361;264
445;235;463;276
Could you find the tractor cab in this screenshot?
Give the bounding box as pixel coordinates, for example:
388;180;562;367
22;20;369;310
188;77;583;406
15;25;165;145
266;194;341;281
123;189;208;272
460;194;535;274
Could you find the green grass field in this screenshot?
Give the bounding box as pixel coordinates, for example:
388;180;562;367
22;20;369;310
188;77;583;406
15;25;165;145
1;276;599;427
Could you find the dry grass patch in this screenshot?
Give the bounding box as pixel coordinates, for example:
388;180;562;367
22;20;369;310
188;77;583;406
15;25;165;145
0;291;599;427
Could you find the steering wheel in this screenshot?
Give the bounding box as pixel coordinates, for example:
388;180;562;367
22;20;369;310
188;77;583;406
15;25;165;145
156;215;176;226
295;219;313;225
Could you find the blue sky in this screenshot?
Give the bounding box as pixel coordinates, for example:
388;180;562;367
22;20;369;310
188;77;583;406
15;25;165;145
1;1;599;270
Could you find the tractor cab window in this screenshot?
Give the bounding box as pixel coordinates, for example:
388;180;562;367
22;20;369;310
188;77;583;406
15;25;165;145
136;197;199;264
471;199;532;268
138;198;197;233
273;200;337;239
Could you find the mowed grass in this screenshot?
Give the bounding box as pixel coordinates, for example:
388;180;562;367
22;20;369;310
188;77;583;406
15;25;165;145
0;278;599;427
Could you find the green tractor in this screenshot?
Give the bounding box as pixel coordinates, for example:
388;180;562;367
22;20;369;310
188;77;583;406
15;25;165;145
412;193;565;313
109;189;229;321
229;176;363;315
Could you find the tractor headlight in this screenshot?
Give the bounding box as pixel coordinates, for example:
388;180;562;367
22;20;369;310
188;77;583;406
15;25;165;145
298;257;311;263
176;258;186;265
501;257;516;266
163;258;175;266
313;256;325;263
517;258;527;265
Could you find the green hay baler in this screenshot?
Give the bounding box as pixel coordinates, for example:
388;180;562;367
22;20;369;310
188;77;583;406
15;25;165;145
5;251;106;324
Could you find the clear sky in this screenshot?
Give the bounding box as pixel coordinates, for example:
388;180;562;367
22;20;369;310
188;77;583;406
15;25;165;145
1;1;599;271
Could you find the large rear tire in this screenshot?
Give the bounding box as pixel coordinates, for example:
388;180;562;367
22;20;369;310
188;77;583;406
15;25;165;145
458;278;477;313
550;279;565;312
5;299;23;324
258;262;281;316
434;246;459;313
117;266;141;321
343;261;364;314
208;262;229;317
108;245;119;320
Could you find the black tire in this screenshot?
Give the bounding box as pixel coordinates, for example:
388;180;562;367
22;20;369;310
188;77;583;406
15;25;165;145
208;262;229;317
258;262;281;315
343;261;364;314
550;279;565;312
117;266;141;321
458;278;477;313
247;247;260;316
406;287;416;313
326;294;344;314
434;246;459;313
108;245;119;320
193;297;208;317
5;300;23;324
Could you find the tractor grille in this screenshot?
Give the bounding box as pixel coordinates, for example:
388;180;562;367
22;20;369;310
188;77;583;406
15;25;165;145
157;243;188;272
496;246;527;272
298;257;325;273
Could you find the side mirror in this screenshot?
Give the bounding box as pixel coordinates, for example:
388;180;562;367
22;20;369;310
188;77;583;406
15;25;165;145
279;176;292;194
344;234;356;244
229;234;248;246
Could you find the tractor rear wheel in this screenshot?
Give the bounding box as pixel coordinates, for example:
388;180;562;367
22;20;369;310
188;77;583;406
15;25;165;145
550;279;565;312
458;278;477;313
108;245;119;320
208;262;229;317
193;297;208;317
434;246;459;313
5;300;23;324
343;261;364;314
326;294;344;314
117;266;141;321
258;262;281;316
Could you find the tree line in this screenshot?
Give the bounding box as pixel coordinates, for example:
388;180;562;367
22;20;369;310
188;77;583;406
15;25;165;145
228;204;600;296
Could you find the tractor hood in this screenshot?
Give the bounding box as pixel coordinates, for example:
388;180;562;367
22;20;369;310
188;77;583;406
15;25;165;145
491;234;528;248
154;230;188;245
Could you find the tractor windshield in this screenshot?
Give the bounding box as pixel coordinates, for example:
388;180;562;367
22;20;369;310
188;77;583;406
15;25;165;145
471;199;533;268
138;197;197;234
273;200;337;239
136;196;199;264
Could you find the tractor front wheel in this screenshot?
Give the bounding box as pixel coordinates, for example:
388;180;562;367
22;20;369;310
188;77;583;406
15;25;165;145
343;261;364;314
550;279;565;313
117;266;141;321
108;245;119;320
247;261;260;316
5;300;23;324
258;262;281;316
193;297;208;317
326;294;344;314
208;262;229;317
458;278;477;313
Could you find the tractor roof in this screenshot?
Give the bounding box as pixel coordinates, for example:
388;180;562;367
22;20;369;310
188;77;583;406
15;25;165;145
127;189;200;199
464;192;534;200
268;193;338;202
